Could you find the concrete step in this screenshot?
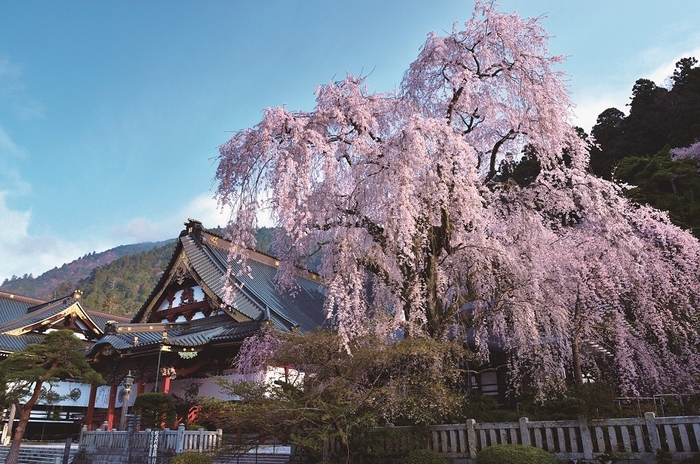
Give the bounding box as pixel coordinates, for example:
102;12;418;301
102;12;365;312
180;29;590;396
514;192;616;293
0;444;76;463
213;453;290;464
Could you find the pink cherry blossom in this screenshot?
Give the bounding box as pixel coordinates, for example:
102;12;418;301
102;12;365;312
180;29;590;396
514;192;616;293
216;2;700;398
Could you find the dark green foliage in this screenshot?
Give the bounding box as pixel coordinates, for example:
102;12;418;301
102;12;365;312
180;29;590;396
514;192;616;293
254;227;274;253
403;448;448;464
0;330;105;407
200;331;471;462
589;79;669;170
589;108;626;180
476;445;557;464
615;149;700;236
0;331;105;462
496;129;586;187
79;241;176;316
463;394;520;423
612;78;670;160
668;58;700;148
517;382;621;420
0;241;171;300
496;144;542;187
509;383;700;420
588;57;700;238
656;448;673;464
681;452;700;464
169;452;212;464
133;393;176;429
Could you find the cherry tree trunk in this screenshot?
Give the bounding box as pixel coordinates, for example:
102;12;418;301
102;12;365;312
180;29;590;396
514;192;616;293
572;334;584;387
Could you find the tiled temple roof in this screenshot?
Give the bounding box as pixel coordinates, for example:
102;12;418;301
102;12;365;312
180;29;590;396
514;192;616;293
92;220;326;357
0;291;129;356
132;220;326;334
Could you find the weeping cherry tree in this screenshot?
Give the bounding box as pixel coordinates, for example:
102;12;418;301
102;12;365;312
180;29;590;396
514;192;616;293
215;2;700;398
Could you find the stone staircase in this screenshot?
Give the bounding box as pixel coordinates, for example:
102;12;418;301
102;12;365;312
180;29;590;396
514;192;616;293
213;451;290;464
0;444;76;463
0;444;290;464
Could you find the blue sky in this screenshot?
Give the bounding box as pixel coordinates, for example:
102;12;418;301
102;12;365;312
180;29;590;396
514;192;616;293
1;1;700;282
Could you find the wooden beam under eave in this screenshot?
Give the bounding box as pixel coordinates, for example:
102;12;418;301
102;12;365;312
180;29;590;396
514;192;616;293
5;306;102;336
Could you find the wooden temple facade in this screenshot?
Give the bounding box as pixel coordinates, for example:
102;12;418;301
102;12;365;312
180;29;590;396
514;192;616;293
83;219;327;430
0;290;130;440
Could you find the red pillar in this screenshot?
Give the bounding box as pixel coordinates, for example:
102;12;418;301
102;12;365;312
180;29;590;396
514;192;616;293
84;384;98;430
106;382;117;430
163;376;171;394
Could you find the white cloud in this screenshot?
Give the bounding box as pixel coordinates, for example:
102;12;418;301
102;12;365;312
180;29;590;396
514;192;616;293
15;99;45;121
0;192;90;282
0;126;22;156
0;191;31;247
0;55;43;120
646;46;700;88
180;193;233;230
0;190;234;283
0;126;31;201
0;56;23;93
571;45;700;134
572;92;625;134
109;193;232;243
0;125;100;282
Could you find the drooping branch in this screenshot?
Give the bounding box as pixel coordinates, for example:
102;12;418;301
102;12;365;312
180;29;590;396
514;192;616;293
487;129;518;181
216;1;700;398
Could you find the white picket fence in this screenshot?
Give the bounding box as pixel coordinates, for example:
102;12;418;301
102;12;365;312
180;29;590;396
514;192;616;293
422;412;700;462
79;423;222;455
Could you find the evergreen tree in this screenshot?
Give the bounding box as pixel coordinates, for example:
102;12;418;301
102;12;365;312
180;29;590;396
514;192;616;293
0;331;104;464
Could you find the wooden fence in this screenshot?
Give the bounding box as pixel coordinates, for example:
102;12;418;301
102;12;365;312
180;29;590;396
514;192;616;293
422;412;699;462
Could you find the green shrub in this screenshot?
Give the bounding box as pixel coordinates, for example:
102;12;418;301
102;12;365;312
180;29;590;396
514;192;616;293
352;426;430;461
464;394;520;422
517;382;622;420
476;444;557;464
169;451;212;464
403;448;447;464
133;392;176;429
681;453;700;464
656;448;673;464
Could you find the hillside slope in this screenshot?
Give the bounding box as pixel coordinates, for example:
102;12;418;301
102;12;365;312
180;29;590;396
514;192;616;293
77;242;177;316
0;241;173;301
0;228;279;317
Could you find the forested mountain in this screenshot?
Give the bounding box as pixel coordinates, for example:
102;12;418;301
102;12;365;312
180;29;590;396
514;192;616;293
588;57;700;237
0;228;278;317
0;241;172;300
77;242;177;316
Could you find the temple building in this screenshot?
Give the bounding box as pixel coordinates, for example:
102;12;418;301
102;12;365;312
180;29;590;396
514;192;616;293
1;219;327;436
1;219;515;438
0;290;130;441
84;219;327;429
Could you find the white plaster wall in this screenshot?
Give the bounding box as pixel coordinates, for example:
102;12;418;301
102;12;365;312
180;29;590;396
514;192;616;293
30;380;135;408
